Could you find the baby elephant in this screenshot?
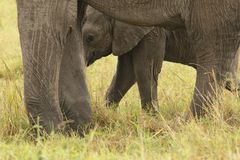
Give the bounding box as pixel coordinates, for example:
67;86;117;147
82;6;239;114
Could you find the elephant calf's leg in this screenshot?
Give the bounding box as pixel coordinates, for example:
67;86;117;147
132;29;166;113
132;55;163;113
106;53;136;107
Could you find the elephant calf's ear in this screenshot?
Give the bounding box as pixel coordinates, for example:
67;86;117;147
112;21;153;56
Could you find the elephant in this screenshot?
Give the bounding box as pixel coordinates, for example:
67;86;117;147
82;6;240;113
16;0;91;135
82;1;240;118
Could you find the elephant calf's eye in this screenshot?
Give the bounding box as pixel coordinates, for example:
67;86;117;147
85;34;95;44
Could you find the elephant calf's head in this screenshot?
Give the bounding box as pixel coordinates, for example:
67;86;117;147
82;6;153;66
82;6;113;66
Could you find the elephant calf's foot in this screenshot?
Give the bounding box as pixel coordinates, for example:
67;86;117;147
105;100;120;110
105;94;121;109
142;102;160;116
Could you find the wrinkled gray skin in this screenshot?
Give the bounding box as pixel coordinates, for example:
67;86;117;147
82;1;240;118
16;0;91;135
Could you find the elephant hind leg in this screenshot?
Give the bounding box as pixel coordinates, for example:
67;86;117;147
191;65;221;118
191;36;239;118
224;47;240;93
191;62;238;118
133;57;162;113
132;29;166;113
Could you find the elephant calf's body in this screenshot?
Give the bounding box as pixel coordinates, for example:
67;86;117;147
82;6;239;115
83;0;240;118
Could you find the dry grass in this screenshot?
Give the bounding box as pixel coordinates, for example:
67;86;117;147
1;0;240;159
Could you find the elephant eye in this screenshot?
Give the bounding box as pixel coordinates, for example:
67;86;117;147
85;34;95;44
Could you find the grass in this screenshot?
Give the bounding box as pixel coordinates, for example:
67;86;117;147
1;0;240;159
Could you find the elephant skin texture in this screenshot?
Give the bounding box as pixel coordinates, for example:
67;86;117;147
82;6;240;117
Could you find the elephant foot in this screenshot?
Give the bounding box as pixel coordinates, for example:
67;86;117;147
59;98;92;137
105;93;122;109
142;102;160;116
105;99;120;109
31;121;67;138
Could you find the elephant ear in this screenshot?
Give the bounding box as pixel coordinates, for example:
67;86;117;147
112;21;153;56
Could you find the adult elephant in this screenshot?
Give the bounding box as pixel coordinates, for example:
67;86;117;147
84;0;240;117
16;0;91;134
82;6;240;113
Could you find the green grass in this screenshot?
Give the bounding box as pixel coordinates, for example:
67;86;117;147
1;1;240;159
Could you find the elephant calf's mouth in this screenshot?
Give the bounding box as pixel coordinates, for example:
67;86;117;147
86;51;96;66
86;59;94;66
86;49;112;67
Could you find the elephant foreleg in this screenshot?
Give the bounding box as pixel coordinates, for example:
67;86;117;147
106;52;136;107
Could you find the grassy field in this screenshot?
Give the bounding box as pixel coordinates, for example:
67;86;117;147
1;1;240;159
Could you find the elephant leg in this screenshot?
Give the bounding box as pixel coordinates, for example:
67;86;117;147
191;64;220;118
191;37;239;118
132;29;166;112
106;52;136;107
188;0;240;118
225;47;240;92
59;29;92;135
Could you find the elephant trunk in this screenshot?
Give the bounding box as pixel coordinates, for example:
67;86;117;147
17;0;72;133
